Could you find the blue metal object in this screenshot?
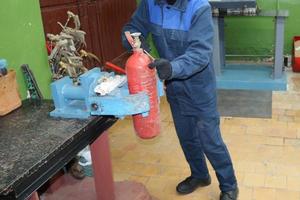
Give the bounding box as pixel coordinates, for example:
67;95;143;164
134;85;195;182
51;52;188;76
157;76;164;98
0;59;8;76
209;0;257;9
50;68;164;119
212;4;289;91
216;64;287;91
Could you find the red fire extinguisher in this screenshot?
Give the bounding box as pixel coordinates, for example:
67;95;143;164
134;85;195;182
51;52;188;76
125;32;160;139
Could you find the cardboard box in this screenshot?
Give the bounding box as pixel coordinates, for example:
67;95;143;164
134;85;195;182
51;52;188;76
0;70;22;116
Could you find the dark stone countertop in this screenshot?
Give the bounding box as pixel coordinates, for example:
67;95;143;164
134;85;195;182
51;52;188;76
0;100;116;199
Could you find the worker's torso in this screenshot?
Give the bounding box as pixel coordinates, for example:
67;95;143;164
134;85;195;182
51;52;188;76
148;0;199;60
147;0;218;117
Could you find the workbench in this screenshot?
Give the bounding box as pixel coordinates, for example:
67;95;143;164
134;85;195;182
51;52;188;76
212;10;289;91
0;100;117;200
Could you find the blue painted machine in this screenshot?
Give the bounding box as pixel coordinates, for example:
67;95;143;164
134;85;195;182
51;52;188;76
50;68;164;119
209;0;288;91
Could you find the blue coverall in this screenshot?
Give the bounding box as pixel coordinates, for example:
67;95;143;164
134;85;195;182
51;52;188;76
122;0;237;192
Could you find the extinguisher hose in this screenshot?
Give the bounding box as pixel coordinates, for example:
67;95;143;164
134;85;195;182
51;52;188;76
105;62;126;74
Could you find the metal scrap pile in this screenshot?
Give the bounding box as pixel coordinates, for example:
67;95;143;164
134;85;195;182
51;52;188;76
47;11;100;84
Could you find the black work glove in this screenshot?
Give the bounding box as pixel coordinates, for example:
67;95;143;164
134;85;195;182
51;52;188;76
148;58;172;80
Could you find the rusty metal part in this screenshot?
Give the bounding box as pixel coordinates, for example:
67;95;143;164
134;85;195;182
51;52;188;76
47;11;97;84
143;50;155;61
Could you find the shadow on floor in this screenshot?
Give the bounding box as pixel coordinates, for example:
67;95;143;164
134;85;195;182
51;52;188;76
217;90;272;118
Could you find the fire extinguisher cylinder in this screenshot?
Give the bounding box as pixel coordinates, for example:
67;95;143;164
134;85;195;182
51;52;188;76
125;32;161;139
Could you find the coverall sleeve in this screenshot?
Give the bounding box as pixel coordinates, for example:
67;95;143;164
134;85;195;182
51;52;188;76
121;0;150;50
170;5;214;79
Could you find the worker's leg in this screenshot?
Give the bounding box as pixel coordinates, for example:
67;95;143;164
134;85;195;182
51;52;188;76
196;117;237;192
169;100;209;180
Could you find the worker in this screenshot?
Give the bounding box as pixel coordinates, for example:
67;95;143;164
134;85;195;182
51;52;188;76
122;0;238;199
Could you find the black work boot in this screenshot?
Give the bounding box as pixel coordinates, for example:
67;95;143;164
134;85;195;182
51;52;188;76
220;188;239;200
176;175;211;194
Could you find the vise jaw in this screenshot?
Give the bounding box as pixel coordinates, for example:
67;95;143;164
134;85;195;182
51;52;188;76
50;68;163;119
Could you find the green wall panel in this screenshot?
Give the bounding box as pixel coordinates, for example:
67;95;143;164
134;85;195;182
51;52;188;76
0;0;51;99
225;0;300;55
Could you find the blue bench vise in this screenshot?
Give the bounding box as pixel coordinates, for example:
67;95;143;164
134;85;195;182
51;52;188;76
50;68;164;119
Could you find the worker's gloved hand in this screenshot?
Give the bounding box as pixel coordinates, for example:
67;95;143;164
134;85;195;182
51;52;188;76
148;58;172;80
139;36;151;53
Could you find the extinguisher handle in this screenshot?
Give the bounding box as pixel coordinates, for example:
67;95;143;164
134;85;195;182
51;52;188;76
125;31;134;49
143;50;155;61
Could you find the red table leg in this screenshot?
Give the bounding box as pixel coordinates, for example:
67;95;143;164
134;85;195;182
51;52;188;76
28;192;39;200
90;131;115;200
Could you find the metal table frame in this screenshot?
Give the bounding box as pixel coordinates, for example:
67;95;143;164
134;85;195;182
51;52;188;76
213;10;289;79
209;0;257;9
0;101;117;200
29;131;115;200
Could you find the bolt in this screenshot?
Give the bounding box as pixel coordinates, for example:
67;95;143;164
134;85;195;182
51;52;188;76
91;103;98;111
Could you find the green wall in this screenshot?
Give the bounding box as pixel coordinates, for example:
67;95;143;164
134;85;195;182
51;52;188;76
224;0;300;56
0;0;51;99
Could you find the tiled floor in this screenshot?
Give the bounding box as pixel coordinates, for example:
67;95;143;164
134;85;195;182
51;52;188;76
108;69;300;200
